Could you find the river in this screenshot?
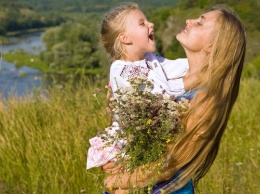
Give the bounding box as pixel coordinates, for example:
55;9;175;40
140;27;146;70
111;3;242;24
1;32;45;99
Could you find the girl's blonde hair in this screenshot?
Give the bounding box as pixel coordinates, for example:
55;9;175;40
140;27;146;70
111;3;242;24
100;2;139;62
160;6;246;192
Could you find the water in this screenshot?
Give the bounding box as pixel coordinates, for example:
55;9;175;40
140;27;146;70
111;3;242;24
0;60;43;99
1;32;45;55
0;32;45;99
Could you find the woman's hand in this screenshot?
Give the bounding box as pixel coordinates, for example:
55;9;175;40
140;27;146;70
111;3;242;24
102;162;122;174
104;174;117;192
103;162;128;192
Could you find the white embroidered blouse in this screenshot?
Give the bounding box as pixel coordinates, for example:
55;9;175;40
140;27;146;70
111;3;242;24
86;53;189;169
110;52;189;98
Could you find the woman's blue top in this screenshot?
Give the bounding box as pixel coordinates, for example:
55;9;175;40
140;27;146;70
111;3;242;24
175;90;196;102
151;90;197;194
151;174;194;194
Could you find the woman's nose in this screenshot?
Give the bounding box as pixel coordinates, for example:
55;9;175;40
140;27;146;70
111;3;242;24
186;19;191;26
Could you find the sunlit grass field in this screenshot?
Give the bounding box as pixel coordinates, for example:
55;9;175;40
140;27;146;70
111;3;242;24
197;78;260;193
0;78;259;194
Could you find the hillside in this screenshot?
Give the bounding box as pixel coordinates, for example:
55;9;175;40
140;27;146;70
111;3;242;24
1;0;259;76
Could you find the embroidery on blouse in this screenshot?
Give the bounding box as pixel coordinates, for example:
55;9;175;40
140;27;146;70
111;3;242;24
120;64;150;79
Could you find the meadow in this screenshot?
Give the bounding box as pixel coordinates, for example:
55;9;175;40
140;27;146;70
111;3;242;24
0;77;259;194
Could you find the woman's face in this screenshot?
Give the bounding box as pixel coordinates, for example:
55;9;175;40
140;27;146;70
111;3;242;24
176;10;221;54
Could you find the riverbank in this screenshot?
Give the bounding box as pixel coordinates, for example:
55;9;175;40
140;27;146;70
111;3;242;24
3;52;52;72
5;28;48;37
0;31;53;99
3;51;104;76
1;30;65;73
0;28;48;44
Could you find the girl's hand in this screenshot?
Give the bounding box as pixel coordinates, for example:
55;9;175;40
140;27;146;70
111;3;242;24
102;162;122;174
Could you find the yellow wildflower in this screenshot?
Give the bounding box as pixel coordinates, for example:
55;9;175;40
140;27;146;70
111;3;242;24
147;119;152;125
147;186;152;194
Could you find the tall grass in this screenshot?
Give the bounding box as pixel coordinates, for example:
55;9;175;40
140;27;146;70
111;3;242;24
0;78;259;194
0;78;108;193
197;78;260;193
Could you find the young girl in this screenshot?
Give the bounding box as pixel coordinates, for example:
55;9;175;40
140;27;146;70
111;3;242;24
87;2;193;170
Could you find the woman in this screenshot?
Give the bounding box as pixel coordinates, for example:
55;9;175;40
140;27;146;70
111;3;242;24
103;5;246;194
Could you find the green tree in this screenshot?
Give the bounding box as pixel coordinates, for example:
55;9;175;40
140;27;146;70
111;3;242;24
40;15;105;75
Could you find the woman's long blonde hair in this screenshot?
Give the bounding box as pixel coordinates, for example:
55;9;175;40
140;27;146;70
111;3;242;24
162;6;246;192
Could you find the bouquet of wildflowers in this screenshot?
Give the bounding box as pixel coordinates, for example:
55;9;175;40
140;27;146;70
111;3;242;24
105;76;189;173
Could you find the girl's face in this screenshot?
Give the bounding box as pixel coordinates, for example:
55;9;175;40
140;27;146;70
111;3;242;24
176;10;220;54
123;9;156;60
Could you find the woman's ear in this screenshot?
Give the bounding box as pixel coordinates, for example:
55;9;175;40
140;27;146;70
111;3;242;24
118;33;132;44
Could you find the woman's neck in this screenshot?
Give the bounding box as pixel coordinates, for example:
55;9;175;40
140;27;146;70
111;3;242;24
186;52;204;76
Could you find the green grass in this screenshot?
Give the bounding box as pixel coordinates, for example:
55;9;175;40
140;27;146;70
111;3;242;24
0;36;9;44
197;78;260;193
3;52;51;72
0;78;259;193
0;78;108;193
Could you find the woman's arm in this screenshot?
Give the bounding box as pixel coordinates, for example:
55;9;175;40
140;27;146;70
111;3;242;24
104;166;146;190
104;159;178;190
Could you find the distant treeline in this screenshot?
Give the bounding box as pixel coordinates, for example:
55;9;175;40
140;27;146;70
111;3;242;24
0;1;66;35
2;0;179;13
1;0;260;79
